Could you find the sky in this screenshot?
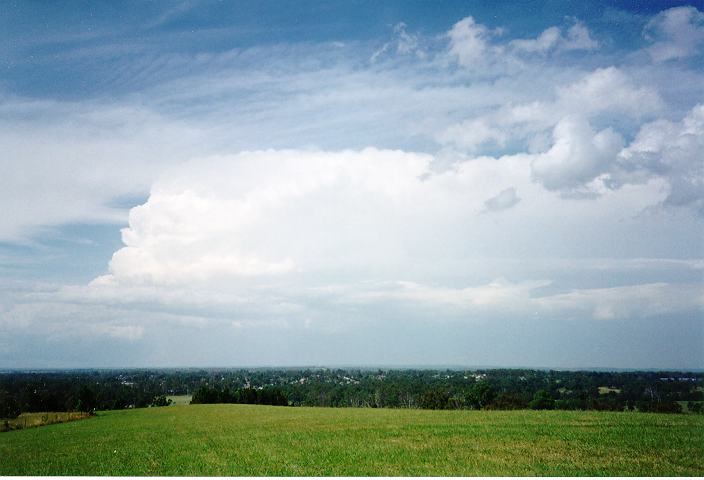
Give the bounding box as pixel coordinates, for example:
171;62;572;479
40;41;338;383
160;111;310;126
1;0;703;369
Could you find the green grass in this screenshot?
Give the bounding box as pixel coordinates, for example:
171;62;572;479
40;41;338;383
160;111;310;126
598;386;621;395
1;405;702;476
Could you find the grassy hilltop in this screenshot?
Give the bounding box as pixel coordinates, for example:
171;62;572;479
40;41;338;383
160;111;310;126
1;404;702;476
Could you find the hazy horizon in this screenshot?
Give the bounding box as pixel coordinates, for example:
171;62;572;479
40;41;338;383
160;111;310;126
4;365;704;374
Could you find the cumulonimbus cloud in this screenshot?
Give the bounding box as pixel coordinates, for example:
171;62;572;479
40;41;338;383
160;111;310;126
48;146;695;328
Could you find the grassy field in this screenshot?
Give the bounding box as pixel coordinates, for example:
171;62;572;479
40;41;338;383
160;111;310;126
1;405;702;476
597;386;621;395
166;394;193;405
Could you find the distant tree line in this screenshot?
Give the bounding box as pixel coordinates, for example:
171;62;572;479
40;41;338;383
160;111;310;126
191;386;288;406
1;368;702;418
0;370;181;417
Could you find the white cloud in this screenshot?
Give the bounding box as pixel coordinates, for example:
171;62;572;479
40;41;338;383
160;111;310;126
535;282;704;320
0;21;675;243
433;65;683;203
436;118;507;152
555;67;663;119
338;278;549;314
0;39;536;242
39;147;681;328
483;187;521;212
644;6;704;62
562;22;599;51
1;301;146;341
92;324;145;341
511;26;561;53
312;278;703;322
449;16;597;66
438;67;662;157
98;147;673;285
95;148;525;291
447;16;499;66
510;21;598;54
531;116;623;192
370;22;425;62
100;148;439;286
615;104;704;213
0;96;204;241
573;257;704;272
6;274;701;346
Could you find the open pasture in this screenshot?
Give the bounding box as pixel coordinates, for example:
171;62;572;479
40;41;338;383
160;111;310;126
1;404;702;476
166;395;193;406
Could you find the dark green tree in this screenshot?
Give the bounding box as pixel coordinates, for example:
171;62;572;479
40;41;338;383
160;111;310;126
467;381;496;409
151;395;172;407
76;385;97;413
529;389;555;410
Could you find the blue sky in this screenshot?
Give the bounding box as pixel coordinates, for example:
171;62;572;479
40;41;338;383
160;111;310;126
1;0;703;368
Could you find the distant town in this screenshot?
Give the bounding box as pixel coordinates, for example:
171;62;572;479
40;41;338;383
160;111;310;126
2;367;702;419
